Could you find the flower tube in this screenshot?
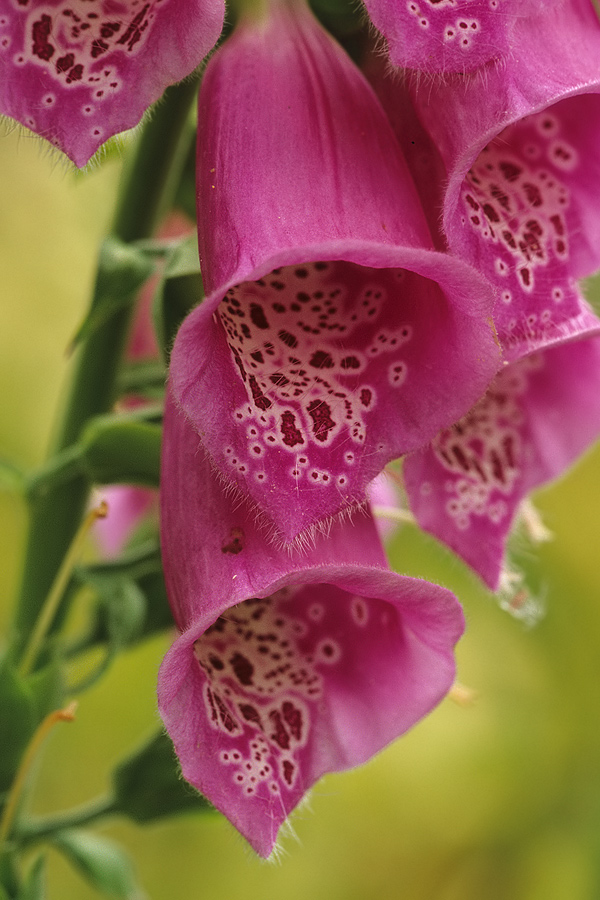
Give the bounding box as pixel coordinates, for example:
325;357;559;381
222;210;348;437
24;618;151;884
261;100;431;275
170;0;499;543
158;392;464;856
0;0;224;165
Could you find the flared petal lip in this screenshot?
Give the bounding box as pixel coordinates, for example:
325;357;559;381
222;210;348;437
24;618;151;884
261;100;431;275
500;303;600;364
157;561;464;855
444;78;600;236
172;236;501;404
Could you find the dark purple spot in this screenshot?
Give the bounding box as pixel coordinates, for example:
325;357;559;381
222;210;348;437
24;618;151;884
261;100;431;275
280;411;304;447
282;701;303;741
230;652;254;686
269;710;290;749
307;400;335;443
309;350;334;369
221;526;245;555
249;303;269;329
341;355;360;370
32;15;54;61
282;759;295;785
499;161;521;182
278;329;298;349
270;373;290;387
248;375;271;410
55;52;74;73
239;703;262;727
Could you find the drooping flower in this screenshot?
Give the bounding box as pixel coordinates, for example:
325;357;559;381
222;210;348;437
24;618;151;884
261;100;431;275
158;392;464;857
0;0;224;166
407;0;600;362
404;336;600;590
170;0;500;543
368;5;600;588
361;0;558;74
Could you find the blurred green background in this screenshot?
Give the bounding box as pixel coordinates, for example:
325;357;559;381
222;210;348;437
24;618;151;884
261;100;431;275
1;125;600;900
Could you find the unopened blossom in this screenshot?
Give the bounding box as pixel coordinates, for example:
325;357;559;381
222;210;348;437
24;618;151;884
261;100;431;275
0;0;224;166
158;393;464;857
170;0;500;543
362;0;558;74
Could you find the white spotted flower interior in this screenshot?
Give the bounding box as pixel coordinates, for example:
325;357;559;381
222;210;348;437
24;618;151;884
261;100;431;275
0;0;224;165
158;393;464;857
170;0;500;542
404;336;600;590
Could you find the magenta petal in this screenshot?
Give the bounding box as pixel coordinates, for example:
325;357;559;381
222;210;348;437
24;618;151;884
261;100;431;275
170;0;499;541
158;393;464;856
363;0;557;74
0;0;224;166
404;335;600;590
409;0;600;361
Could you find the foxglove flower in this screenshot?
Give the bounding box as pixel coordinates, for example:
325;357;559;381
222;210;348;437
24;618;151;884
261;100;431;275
170;0;500;543
404;336;600;589
408;0;600;362
371;3;600;588
158;393;464;856
0;0;224;166
362;0;558;74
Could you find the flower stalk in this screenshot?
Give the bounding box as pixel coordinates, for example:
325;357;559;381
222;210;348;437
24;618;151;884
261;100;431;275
13;77;199;647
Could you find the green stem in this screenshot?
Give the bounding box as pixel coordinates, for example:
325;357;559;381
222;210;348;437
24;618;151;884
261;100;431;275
16;796;118;847
14;77;199;648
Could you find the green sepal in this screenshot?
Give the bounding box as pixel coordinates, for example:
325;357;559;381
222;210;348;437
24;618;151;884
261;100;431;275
0;658;37;795
70;236;155;351
17;856;45;900
80;414;162;488
50;830;140;899
113;731;212;824
151;234;203;362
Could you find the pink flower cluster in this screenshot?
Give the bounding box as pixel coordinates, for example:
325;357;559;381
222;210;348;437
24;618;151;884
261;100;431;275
5;0;600;856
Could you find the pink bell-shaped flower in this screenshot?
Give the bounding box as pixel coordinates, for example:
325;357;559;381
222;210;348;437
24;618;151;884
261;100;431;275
158;392;464;856
372;2;600;588
408;0;600;363
170;0;500;543
0;0;224;166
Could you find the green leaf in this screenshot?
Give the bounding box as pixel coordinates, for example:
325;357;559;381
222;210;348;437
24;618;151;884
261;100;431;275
0;658;36;794
80;417;161;487
152;234;203;361
18;856;45;900
51;830;142;899
113;731;212;824
70;237;154;350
